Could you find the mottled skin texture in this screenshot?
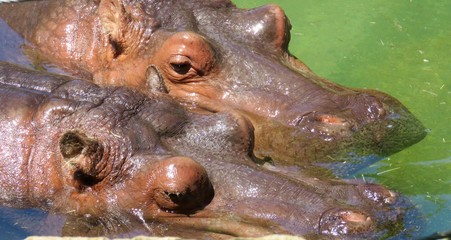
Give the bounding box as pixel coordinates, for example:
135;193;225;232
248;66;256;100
0;0;426;174
0;62;415;238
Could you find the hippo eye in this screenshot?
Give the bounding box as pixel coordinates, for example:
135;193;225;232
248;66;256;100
157;32;216;82
171;62;191;75
168;55;194;76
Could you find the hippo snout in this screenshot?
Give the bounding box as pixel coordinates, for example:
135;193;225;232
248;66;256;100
290;89;424;141
294;92;389;134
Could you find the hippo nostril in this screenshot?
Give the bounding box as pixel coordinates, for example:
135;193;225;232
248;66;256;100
315;114;348;126
164;190;200;208
167;192;184;202
294;112;348;126
154;157;214;214
368;99;386;120
319;208;374;236
352;94;387;122
295;112;354;138
341;211;370;223
360;184;397;205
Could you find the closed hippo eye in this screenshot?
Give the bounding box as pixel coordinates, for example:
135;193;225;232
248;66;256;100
59;131;105;188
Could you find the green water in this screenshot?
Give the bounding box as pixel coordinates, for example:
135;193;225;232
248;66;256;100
234;0;451;237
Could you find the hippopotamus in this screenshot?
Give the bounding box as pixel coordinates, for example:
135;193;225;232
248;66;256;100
0;61;417;238
0;0;426;174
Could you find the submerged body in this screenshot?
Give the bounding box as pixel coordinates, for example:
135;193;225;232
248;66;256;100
0;62;418;238
0;0;426;174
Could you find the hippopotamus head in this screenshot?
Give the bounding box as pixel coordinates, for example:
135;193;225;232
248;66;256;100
0;0;426;172
0;63;239;232
0;75;213;218
99;0;426;170
0;62;418;238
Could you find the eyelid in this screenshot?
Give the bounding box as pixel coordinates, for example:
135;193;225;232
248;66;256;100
169;55;191;65
169;54;207;74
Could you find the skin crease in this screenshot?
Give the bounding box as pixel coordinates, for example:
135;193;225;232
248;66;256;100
0;0;426;174
0;62;415;238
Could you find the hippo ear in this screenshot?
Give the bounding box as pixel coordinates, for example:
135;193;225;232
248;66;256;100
98;0;125;41
146;65;168;94
59;131;105;188
232;5;291;51
98;0;158;57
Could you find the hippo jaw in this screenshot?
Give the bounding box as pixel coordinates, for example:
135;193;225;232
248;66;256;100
131;3;425;170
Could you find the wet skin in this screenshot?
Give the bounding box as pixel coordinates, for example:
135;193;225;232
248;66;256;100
0;62;416;238
0;0;426;174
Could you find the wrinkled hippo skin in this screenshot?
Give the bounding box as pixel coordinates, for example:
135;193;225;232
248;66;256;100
0;0;426;174
0;62;419;239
